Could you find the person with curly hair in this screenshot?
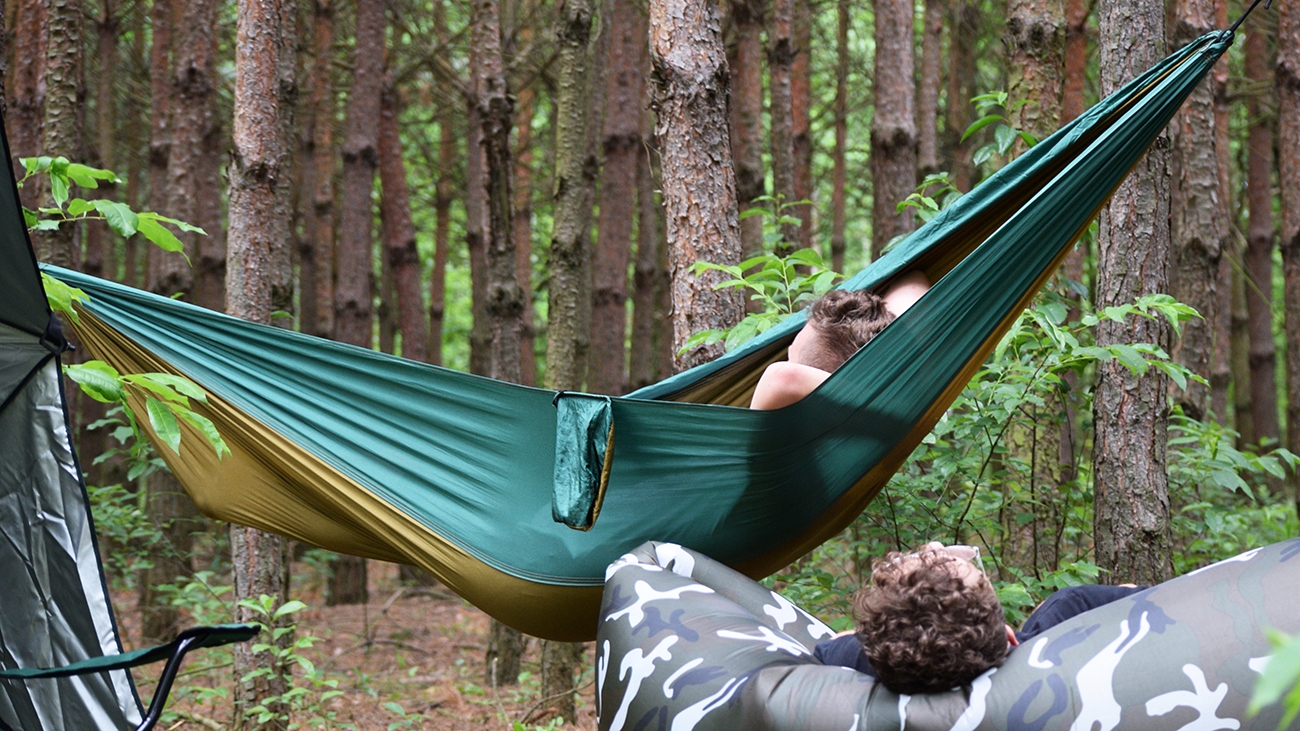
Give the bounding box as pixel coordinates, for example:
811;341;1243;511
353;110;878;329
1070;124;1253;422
749;270;931;410
813;543;1145;694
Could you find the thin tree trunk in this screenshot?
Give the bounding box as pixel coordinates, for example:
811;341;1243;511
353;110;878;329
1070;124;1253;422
650;0;745;371
790;0;812;246
379;81;427;363
466;97;491;376
1167;0;1225;421
870;0;916;258
590;0;645;396
1092;0;1172;586
146;0;169;268
1277;0;1300;511
1231;257;1255;445
1057;0;1088;478
1006;0;1064;144
831;0;848;271
945;0;977;191
7;0;44;182
429;104;454;366
768;0;796;249
729;0;764;258
137;472;196;643
329;0;386;607
227;0;296;724
513;85;537;385
1245;21;1280;447
630;124;661;391
378;234;397;353
299;0;334;338
32;0;81;267
1209;0;1231;422
544;0;602;389
917;0;944;176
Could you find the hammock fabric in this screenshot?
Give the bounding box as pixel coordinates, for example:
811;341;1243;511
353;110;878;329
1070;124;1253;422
595;539;1300;731
49;32;1232;642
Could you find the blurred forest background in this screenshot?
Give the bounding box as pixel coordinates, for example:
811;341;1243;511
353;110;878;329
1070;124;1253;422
6;0;1300;724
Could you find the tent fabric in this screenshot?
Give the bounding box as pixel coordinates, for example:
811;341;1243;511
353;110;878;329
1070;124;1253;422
595;539;1300;731
46;30;1234;642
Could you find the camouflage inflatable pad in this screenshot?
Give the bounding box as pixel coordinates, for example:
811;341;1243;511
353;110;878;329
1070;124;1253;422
595;539;1300;730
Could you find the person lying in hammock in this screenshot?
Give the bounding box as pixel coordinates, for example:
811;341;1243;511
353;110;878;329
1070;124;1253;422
813;542;1145;694
750;270;931;410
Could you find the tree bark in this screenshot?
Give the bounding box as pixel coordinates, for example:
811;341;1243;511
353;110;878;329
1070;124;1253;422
84;0;117;284
650;0;745;371
429;101;454;366
513;85;537;385
1167;0;1225;421
768;0;796;250
790;0;812;246
1245;21;1280;447
831;0;848;272
379;81;427;363
1277;0;1300;509
545;0;602;389
146;0;170;248
329;0;386;607
227;0;297;723
1092;0;1172;586
1060;0;1086;124
539;639;583;723
870;0;916;258
590;0;646;396
630;117;661;391
300;0;335;338
1231;257;1255;445
7;0;44;182
1006;0;1064;145
32;0;81;267
945;0;977;191
917;0;944;176
1209;0;1231;422
728;0;764;258
466;97;491;377
137;472;196;643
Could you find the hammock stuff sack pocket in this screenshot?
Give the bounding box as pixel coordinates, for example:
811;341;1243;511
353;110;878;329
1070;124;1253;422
553;392;616;530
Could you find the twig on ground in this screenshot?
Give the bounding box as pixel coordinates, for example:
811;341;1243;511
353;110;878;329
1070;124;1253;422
166;708;224;731
518;678;595;725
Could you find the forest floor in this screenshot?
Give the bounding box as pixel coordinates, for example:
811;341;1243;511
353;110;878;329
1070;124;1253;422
118;560;600;731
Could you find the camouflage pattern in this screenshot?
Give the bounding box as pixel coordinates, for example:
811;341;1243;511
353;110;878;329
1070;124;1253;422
596;539;1300;730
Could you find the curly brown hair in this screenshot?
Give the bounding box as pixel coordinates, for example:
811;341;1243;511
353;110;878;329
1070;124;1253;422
853;549;1009;694
798;290;895;372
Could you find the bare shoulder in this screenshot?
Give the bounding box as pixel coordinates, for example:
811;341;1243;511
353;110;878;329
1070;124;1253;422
750;361;832;410
882;270;931;317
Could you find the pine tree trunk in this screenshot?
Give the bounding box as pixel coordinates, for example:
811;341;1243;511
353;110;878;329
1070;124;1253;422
917;0;944;176
7;0;44;183
729;0;765;258
945;0;977;191
539;639;583;723
378;229;397;353
1277;0;1300;510
790;0;812;246
146;0;170;259
1092;0;1173;586
329;0;386;607
1209;0;1232;422
768;0;796;250
831;0;848;272
379;81;427;363
429;102;454;366
32;0;81;267
1006;0;1064;144
513;86;537;385
227;0;296;723
466;97;491;377
1167;0;1225;421
138;472;196;643
299;0;334;339
590;0;645;396
1245;22;1280;447
544;0;601;392
650;0;745;371
630;119;661;391
870;0;915;258
1231;259;1255;445
1061;0;1086;124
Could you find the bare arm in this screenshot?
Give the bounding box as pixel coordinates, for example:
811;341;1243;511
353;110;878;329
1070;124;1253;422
750;361;832;410
882;270;931;317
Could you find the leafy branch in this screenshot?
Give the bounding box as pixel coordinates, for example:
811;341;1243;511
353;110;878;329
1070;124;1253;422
962;90;1039;166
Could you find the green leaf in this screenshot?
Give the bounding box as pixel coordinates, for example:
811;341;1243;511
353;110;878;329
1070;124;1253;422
137;217;185;253
67;198;95;216
65;162;118;188
22;208;37;227
32;219;61;231
42;272;89;321
961;114;1003;142
972;144;996;166
1018;131;1039;148
994;124;1017;155
93;200;139;238
146;396;182;453
273;599;308;619
49;173;69;208
130;372;207;402
138;211;207;235
1109;344;1148;375
65;361;124;403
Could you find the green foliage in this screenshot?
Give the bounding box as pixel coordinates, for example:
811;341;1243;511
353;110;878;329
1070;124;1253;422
85;482;163;580
1249;630;1300;729
19;157;205;260
962;91;1039;167
235;594;347;729
896;172;963;226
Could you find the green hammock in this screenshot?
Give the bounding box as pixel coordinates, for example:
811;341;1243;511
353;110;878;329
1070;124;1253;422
46;31;1231;642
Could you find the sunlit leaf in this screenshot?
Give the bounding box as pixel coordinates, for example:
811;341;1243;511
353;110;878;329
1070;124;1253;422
145;396;182;453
